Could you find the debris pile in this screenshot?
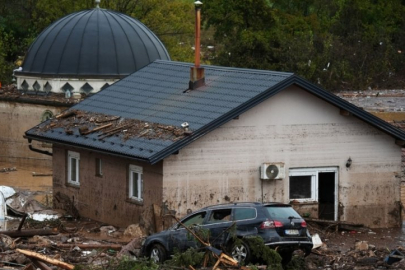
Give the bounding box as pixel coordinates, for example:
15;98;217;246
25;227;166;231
304;220;405;270
32;109;189;142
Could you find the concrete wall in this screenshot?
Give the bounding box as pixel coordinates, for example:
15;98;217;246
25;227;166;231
0;100;66;167
52;145;163;228
163;86;402;228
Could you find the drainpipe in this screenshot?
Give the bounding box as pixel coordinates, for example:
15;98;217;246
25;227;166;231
189;1;205;90
25;137;53;156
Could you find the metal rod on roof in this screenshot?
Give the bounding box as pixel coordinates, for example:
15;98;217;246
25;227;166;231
194;1;202;68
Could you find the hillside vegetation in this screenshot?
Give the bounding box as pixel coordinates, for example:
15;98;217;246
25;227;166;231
0;0;404;91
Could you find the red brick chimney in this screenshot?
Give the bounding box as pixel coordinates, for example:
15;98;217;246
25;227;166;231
189;1;205;90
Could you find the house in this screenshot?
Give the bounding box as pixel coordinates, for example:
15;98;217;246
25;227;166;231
24;59;405;229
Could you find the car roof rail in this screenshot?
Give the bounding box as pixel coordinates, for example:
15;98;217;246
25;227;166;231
202;202;263;209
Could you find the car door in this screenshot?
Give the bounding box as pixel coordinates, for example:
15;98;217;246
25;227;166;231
204;208;233;248
168;211;207;252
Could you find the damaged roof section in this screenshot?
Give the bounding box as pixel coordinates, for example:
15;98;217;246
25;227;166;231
28;109;189;161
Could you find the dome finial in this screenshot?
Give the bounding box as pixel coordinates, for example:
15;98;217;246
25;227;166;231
95;0;100;8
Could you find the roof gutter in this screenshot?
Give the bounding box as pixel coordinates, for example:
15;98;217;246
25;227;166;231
25;136;53;156
24;134;153;164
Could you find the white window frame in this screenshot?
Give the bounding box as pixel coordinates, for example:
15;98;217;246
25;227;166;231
289;167;338;203
129;165;143;201
289;169;317;202
67;151;80;186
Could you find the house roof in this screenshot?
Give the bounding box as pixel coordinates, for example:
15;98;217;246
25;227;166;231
25;60;405;164
18;8;170;78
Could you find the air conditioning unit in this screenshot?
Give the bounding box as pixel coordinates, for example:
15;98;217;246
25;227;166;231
260;163;285;180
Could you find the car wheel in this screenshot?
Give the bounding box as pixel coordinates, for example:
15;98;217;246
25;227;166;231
231;241;251;264
149;244;166;263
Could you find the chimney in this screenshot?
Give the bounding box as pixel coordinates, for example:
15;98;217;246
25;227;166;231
189;1;205;90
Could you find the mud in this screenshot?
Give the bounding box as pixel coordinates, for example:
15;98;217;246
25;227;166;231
0;162;52;206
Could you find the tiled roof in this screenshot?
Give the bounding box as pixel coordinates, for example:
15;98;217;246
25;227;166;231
25;60;405;164
18;8;170;78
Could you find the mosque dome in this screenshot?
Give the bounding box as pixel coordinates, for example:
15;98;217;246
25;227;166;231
19;7;170;78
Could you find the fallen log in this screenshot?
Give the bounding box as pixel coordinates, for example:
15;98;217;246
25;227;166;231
81;123;112;135
31;259;52;270
305;218;367;232
17;243;122;250
17;249;74;270
96;116;120;123
56;243;122;250
0;229;57;238
305;218;364;227
56;110;77;119
32;172;53;177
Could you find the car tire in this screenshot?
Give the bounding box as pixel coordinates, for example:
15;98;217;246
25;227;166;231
231;241;251;264
149;244;166;263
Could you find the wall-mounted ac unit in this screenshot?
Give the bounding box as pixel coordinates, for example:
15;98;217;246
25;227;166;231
260;163;285;180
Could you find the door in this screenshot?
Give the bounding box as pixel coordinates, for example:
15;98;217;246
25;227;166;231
318;172;336;220
169;211;207;251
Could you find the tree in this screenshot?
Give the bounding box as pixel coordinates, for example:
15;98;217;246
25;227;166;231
203;0;405;90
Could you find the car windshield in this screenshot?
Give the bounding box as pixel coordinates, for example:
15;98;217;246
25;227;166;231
265;205;301;220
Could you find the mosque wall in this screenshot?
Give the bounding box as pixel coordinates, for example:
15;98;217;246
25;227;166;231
0;100;66;168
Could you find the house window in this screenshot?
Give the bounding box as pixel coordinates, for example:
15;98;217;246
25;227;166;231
289;167;337;203
129;165;143;201
67;151;80;185
95;158;103;177
290;174;314;200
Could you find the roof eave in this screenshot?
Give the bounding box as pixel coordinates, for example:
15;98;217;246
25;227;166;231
291;76;405;142
24;132;152;164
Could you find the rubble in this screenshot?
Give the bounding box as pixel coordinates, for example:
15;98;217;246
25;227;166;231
0;185;404;269
30;109;190;143
0;213;403;269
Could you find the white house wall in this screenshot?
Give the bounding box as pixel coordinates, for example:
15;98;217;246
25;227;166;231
162;85;402;228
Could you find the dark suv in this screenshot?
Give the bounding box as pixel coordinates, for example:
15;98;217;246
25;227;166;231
141;202;313;264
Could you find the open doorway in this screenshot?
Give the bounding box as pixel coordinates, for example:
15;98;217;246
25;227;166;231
318;172;335;220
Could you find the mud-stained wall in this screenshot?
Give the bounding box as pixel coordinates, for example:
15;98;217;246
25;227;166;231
52;145;163;228
0;101;66;167
162;86;402;228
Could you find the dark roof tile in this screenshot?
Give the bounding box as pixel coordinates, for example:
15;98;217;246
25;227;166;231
25;60;405;164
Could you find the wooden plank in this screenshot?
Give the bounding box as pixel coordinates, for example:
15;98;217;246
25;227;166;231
17;249;74;270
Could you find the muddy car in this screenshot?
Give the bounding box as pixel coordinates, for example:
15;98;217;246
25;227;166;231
141;202;313;264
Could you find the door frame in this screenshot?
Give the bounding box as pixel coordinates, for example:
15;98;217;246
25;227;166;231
289;167;339;221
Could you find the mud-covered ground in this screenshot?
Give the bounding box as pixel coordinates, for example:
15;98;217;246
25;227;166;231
304;222;405;269
1;215;405;269
1;165;405;269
